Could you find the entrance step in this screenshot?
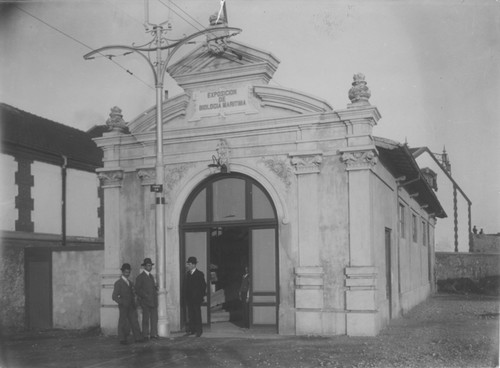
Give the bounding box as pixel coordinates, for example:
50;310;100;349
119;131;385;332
211;310;230;322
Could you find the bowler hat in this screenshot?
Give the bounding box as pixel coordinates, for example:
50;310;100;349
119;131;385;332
120;263;131;271
141;258;154;266
187;256;198;264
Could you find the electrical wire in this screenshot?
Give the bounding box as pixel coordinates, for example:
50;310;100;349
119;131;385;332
157;0;205;32
13;4;154;90
168;0;206;30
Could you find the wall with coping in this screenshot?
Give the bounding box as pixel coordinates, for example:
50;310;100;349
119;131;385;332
52;249;103;329
472;234;500;253
435;252;500;281
0;231;103;334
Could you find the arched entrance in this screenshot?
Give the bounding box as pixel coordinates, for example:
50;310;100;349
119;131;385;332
180;173;278;332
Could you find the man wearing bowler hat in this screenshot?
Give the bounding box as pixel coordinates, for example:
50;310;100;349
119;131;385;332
112;263;143;344
135;258;159;340
184;256;207;337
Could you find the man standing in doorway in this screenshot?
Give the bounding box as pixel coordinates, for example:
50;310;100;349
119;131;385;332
239;266;250;328
135;258;159;340
112;263;143;344
184;256;207;337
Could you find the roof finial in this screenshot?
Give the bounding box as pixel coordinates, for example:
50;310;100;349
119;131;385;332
105;106;128;134
348;73;371;108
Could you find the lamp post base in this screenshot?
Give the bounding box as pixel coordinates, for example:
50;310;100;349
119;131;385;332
157;289;169;337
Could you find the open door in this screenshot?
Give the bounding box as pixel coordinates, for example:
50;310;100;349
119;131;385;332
180;173;278;332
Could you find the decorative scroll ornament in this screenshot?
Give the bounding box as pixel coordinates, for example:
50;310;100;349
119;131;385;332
105;106;128;133
216;139;230;169
290;154;323;175
98;170;123;187
137;168;156;186
264;158;293;186
348;73;371;106
340;150;378;170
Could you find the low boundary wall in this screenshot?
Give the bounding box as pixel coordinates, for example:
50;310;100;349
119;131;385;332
435;252;500;281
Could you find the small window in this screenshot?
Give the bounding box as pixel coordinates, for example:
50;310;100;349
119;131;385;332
422;221;428;246
422;221;426;246
412;214;418;243
399;204;406;238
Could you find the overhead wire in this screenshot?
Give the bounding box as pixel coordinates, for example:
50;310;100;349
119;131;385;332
157;0;205;32
13;4;155;90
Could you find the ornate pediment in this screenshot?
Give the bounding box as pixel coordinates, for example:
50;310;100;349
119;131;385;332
167;40;280;90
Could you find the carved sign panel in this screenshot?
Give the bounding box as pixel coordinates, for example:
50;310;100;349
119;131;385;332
191;86;254;120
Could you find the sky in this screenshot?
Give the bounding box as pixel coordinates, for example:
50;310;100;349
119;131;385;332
1;0;499;233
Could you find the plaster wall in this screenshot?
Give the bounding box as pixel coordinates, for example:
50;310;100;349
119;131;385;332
0;153;17;231
397;190;433;313
52;250;103;329
370;165;398;326
32;161;61;234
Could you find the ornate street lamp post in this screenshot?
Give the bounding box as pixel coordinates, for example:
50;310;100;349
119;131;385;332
84;5;240;337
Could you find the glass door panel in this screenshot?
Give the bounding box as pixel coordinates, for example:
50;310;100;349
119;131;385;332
213;178;246;221
251;228;277;325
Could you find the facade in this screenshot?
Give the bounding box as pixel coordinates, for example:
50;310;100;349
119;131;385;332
95;33;445;337
0;103;104;333
411;147;472;252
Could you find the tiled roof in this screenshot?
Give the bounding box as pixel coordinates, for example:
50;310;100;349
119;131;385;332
374;136;447;218
1;103;102;170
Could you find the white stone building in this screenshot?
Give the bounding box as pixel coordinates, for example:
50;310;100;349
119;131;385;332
95;36;445;337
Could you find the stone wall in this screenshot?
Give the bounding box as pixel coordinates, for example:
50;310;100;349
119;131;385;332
435;252;500;281
471;234;500;253
0;240;25;335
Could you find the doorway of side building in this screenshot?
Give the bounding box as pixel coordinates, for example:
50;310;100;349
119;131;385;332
180;173;278;333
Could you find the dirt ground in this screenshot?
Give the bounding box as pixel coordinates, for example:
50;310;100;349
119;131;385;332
1;293;498;368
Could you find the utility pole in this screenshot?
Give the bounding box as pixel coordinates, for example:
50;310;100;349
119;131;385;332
84;0;241;337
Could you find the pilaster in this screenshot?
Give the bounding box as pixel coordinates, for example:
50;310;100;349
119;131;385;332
96;167;124;335
289;152;324;334
339;145;381;336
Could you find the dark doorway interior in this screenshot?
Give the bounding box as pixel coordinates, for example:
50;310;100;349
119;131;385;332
209;226;249;328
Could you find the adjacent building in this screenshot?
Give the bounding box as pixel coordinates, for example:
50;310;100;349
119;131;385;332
411;147;472;252
0;103;104;333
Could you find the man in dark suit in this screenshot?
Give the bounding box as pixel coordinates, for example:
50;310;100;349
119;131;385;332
184;256;207;337
112;263;143;344
135;258;158;340
239;266;250;328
